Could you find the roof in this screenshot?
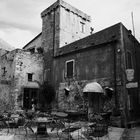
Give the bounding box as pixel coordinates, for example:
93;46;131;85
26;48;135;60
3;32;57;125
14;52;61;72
41;0;91;21
55;22;122;57
23;32;42;49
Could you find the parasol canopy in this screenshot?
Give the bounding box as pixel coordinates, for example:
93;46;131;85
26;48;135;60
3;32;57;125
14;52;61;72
83;82;104;93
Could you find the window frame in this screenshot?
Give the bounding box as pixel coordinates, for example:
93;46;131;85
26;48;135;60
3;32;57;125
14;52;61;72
27;73;33;82
65;59;75;78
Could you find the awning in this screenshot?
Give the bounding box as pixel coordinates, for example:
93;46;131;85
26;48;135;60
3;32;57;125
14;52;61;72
83;82;104;93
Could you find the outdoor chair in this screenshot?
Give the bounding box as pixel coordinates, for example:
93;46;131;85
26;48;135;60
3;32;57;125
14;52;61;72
2;113;18;134
16;119;37;140
0;119;9;135
49;117;66;139
87;120;111;140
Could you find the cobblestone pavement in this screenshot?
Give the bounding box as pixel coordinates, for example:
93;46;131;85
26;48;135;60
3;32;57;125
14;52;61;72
0;126;125;140
121;127;140;140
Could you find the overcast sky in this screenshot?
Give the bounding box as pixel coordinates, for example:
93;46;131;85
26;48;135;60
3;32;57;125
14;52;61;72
0;0;139;48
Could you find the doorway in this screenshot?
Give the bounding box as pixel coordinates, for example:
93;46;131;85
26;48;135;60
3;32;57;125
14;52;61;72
128;88;140;120
23;88;38;110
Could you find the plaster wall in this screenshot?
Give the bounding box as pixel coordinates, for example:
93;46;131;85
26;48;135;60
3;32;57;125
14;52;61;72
59;6;91;48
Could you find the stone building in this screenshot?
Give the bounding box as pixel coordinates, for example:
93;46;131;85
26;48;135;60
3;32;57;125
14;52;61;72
41;0;92;85
0;0;140;127
40;0;140;126
23;33;42;54
0;49;43;111
52;23;140;126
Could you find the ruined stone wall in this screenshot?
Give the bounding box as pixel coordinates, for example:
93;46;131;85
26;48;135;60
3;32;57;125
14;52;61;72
0;50;16;112
14;50;43;109
0;49;43;111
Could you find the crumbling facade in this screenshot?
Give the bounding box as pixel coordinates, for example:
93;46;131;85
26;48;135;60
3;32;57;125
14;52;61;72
0;49;43;111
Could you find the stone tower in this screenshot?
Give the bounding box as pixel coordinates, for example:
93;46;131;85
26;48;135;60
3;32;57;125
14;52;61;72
41;0;91;83
41;0;91;53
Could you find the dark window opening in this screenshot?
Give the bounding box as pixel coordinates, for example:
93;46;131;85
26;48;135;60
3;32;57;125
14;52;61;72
2;67;6;76
37;47;43;54
28;73;33;81
66;60;74;78
126;51;133;69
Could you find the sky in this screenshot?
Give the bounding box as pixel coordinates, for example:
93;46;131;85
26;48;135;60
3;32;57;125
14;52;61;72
0;0;140;49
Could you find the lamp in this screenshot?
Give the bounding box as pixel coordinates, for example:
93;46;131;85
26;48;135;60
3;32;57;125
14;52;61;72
64;87;70;96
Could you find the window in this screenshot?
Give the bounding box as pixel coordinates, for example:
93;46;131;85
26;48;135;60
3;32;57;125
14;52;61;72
80;22;85;33
28;73;33;81
2;67;6;76
126;51;133;69
37;47;43;54
65;60;75;78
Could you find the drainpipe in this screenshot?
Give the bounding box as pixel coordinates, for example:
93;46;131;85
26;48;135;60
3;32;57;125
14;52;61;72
120;24;128;128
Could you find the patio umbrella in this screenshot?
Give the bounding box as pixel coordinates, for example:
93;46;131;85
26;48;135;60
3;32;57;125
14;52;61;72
83;82;104;93
83;82;104;115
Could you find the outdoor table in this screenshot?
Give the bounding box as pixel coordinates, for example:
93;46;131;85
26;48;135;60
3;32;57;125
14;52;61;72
51;111;68;118
35;117;52;136
65;110;87;121
0;134;14;140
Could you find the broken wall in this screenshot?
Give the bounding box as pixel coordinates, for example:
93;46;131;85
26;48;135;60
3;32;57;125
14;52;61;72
0;49;43;111
14;50;43;110
0;50;16;112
